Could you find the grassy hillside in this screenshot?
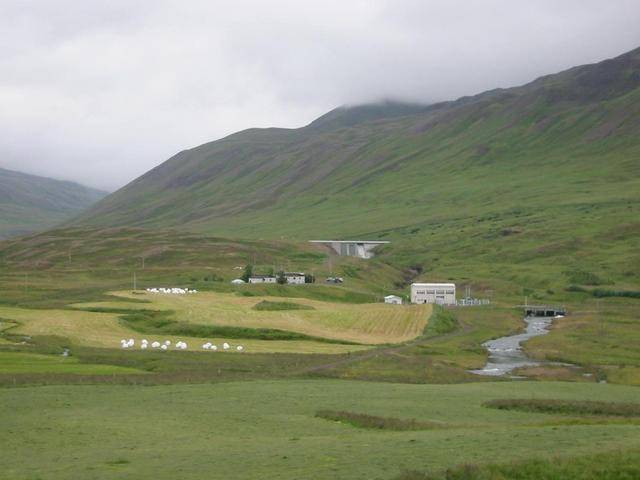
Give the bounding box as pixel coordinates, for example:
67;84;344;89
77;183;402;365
68;47;640;295
0;167;106;239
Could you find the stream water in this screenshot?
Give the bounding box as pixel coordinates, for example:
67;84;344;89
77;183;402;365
470;315;563;377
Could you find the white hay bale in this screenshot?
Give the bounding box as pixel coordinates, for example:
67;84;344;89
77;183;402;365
236;345;243;352
164;340;171;346
160;344;168;351
223;342;230;350
210;345;217;351
151;341;160;348
141;343;148;349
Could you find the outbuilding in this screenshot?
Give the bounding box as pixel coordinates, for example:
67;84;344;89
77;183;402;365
384;295;403;305
284;272;306;284
248;275;277;284
411;283;456;305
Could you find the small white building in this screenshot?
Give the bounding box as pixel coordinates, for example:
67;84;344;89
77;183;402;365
248;275;277;284
411;283;456;305
284;272;306;284
231;279;245;285
384;295;402;305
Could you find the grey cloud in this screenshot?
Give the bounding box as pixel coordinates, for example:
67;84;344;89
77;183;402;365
0;0;639;190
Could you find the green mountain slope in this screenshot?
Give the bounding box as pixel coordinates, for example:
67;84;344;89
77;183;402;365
0;168;107;239
73;47;640;287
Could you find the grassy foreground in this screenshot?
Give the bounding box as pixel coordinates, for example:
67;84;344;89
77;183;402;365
398;449;640;480
2;380;640;480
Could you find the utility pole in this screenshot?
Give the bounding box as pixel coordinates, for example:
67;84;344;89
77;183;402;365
133;271;137;291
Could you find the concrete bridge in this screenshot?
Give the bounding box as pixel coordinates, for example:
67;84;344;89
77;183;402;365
518;305;567;317
309;240;389;259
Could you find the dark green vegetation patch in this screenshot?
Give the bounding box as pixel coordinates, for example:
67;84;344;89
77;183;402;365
316;410;446;431
484;399;640;417
397;449;640;480
423;307;459;336
252;300;315;311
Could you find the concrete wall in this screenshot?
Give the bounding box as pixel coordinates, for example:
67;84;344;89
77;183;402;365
310;240;389;259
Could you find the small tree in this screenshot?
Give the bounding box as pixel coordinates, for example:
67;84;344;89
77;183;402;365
276;271;287;285
241;264;253;282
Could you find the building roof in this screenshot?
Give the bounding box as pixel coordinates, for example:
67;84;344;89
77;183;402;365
384;295;402;299
250;275;276;279
411;283;456;288
284;272;305;276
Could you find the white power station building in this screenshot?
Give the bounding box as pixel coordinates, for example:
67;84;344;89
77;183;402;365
411;283;456;305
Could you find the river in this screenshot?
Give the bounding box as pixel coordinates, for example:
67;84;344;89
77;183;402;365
470;315;563;377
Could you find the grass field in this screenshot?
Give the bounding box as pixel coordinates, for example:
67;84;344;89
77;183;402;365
0;351;144;375
2;380;640;480
75;290;431;345
0;305;369;355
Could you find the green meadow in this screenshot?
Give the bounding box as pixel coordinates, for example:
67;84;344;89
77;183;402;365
3;380;640;480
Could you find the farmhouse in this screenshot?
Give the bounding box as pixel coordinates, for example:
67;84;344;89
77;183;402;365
248;275;277;284
384;295;402;305
284;272;305;284
411;283;456;305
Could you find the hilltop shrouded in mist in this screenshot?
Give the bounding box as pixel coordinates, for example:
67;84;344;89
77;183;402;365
72;47;640;242
1;0;639;190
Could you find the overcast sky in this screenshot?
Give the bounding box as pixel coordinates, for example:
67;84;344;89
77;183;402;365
1;0;639;191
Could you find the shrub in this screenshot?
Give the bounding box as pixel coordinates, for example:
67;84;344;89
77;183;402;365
424;307;459;336
483;399;640;417
315;410;443;431
564;269;607;285
591;289;640;299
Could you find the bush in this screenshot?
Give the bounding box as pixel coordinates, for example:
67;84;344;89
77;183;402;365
240;264;253;282
591;289;640;299
483;398;640;417
565;284;587;293
424;307;459;336
564;269;607;285
315;410;443;431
